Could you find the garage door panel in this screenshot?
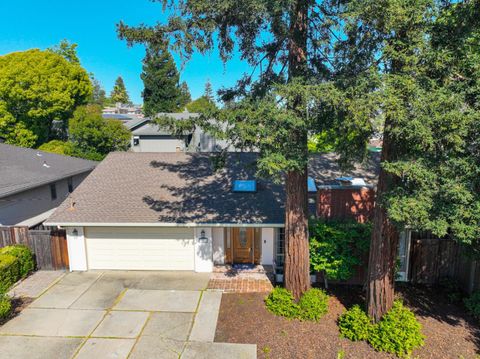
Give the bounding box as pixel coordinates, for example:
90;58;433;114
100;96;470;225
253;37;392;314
85;227;195;270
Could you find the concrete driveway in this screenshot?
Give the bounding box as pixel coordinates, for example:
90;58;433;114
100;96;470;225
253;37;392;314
0;271;256;359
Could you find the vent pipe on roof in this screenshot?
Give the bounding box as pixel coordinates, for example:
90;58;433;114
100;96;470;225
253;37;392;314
43;161;50;168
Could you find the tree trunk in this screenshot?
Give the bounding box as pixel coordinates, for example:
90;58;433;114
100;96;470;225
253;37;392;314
283;0;310;301
284;168;310;300
366;134;398;322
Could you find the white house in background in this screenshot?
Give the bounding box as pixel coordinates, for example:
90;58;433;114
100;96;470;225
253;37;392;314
45;152;377;274
124;113;233;153
0;144;96;228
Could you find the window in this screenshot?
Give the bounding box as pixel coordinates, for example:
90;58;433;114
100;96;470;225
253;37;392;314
67;177;73;193
133;136;140;146
50;183;57;200
307;177;317;193
275;228;285;274
232;180;257;192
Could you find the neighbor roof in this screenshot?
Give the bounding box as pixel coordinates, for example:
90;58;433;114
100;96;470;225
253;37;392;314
125;113;199;132
46;152;379;227
0;144;97;198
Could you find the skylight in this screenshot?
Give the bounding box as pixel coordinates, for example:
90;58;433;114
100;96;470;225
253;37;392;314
233;180;257;192
307;177;317;193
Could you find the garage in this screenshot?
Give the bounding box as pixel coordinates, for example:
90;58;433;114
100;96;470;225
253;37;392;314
85;227;195;270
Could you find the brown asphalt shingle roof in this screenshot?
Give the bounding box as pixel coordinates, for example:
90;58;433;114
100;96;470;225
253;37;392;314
46;152;379;226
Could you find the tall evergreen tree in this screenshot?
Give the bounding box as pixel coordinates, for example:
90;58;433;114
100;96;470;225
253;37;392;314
110;76;131;105
89;75;107;107
179;81;191;109
118;0;340;299
204;80;214;102
141;46;183;116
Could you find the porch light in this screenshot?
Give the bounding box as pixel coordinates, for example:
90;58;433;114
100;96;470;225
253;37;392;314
72;229;78;237
198;229;208;243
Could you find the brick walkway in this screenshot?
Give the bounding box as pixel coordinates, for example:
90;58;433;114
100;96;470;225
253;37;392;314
207;278;273;293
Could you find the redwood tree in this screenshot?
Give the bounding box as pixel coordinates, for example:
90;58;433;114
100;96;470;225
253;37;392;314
117;0;340;299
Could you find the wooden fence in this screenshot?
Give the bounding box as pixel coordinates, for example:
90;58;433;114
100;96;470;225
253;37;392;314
410;234;480;293
0;226;69;270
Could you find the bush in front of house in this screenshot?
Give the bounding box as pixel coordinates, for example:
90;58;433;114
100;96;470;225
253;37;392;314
265;287;299;318
265;287;329;321
0;294;12;320
0;254;20;294
0;245;35;278
464;291;480;321
338;304;373;341
368;301;424;357
309;220;371;287
297;288;329;321
339;301;424;357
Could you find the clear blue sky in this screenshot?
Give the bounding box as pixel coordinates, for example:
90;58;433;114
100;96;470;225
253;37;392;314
0;0;251;104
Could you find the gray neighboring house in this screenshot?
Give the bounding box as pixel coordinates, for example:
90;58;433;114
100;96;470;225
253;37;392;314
126;113;233;153
45;151;377;273
0;144;96;228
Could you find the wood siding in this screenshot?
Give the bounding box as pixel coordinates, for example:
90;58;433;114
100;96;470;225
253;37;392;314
317;187;375;223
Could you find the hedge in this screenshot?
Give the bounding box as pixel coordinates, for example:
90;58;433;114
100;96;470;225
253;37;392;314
0;245;35;278
0;254;20;294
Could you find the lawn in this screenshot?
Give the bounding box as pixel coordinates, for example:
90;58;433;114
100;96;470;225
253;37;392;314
215;285;480;359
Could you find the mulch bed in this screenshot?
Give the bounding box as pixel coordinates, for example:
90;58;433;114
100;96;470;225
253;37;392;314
0;297;33;326
215;285;480;359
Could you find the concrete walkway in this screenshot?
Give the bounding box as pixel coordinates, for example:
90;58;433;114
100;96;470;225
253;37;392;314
0;271;256;359
8;270;65;299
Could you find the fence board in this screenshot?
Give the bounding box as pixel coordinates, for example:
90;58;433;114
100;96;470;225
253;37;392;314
0;227;68;270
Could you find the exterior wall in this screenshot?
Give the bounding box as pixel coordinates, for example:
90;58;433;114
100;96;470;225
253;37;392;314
317;186;375;223
0;172;90;226
194;227;213;272
66;227;87;271
212;227;225;265
131;136;186;152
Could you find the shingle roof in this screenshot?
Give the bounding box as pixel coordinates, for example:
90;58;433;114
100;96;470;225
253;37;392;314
46;152;379;226
125;113;199;132
0;144;97;198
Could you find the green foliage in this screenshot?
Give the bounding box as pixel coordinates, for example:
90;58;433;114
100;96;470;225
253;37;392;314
69;104;130;159
89;75;107;107
185;96;217;114
338;305;373;341
265;287;329;322
297;288;329;322
47;39;80;64
0;102;37;147
0;245;34;278
265;287;299;319
142;46;186;115
0;294;12;320
309;220;371;281
340;302;424;357
179;81;191;109
38;140;74;156
368;301;424;357
0;49;92;145
109;76;131;105
464;291;480;321
0;254;19;294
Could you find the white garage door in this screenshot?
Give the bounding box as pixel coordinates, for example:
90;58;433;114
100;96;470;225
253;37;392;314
85;227;195;270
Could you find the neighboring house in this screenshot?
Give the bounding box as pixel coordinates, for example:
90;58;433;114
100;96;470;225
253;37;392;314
102;103;143;115
126;113;234;153
102;113;143;124
45;152;377;274
0;144;96;228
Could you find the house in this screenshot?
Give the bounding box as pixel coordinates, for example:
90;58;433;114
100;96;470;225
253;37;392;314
0;144;96;228
126;113;234;153
102;103;143;115
45;152;378;274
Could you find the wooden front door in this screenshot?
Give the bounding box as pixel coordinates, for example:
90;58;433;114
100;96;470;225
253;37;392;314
232;228;254;264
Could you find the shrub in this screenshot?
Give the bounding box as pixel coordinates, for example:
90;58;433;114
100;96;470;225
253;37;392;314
464;291;480;320
309;220;371;285
0;245;34;278
338;305;373;341
0;294;12;320
0;254;20;294
265;287;299;319
368;301;424;357
298;288;329;321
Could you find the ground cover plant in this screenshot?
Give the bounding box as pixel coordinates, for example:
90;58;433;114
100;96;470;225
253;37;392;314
338;300;424;357
265;287;329;322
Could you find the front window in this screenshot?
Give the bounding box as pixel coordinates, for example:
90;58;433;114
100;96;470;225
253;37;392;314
275;228;285;274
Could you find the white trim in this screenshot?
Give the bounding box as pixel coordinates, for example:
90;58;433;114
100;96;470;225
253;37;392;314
45;221;285;228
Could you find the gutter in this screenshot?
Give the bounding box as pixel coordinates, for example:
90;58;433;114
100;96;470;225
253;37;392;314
44;221;285;228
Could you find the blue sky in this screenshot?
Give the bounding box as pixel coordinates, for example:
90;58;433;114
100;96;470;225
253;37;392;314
0;0;251;104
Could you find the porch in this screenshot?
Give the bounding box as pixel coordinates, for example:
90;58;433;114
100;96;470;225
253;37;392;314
207;264;275;293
